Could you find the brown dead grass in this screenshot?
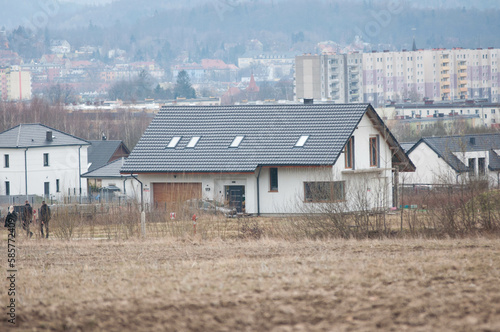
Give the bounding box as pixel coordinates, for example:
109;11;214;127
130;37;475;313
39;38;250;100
2;233;500;331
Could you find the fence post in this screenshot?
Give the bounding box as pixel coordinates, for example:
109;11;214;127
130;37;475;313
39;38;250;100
141;210;146;237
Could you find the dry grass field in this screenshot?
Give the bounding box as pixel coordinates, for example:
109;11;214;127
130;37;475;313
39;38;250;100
2;231;500;331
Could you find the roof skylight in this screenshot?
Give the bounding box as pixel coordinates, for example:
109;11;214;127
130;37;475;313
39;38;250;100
186;136;200;148
167;136;181;148
295;135;309;147
230;135;244;148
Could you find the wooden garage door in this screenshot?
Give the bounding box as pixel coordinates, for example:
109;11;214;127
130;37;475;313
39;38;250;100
153;182;202;209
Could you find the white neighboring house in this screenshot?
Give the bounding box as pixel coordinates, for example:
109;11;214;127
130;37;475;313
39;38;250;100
401;134;500;187
81;158;140;203
0;124;90;202
121;104;414;215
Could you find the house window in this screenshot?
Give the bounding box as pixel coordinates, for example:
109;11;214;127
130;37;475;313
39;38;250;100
167;136;181;148
43;153;49;167
230;136;244;148
270;168;278;192
4;154;9;168
369;136;379;167
478;158;486;176
345;136;354;169
56;179;60;193
295;135;309;147
5;181;10;196
468;158;476;176
304;181;345;202
186;136;200;148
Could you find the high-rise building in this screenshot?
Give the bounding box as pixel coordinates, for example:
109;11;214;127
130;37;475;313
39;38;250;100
295;53;362;103
295;48;500;107
0;66;32;101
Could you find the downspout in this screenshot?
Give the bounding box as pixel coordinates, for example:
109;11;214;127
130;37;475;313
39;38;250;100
78;145;82;203
24;148;28;200
256;166;262;216
130;173;143;211
130;173;145;237
121;158;127;195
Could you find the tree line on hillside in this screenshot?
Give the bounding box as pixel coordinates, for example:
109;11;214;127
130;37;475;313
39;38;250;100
4;1;500;64
108;70;195;101
0;98;152;150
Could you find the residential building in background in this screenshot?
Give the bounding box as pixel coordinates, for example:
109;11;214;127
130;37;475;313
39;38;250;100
380;99;500;128
0;124;90;202
402;134;500;187
172;59;238;84
0;65;32;100
238;51;297;80
295;53;363;104
295;47;500;107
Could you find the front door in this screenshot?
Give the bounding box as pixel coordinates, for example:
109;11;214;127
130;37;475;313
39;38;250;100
225;186;245;213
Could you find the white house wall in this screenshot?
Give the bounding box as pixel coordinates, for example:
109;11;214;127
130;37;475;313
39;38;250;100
403;143;458;184
0;145;88;200
335;114;394;209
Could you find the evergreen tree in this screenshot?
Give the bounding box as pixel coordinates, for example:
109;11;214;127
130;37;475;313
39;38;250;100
174;70;196;99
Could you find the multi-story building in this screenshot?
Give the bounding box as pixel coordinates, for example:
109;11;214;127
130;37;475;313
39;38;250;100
296;47;500;107
380;99;500;128
172;59;238;84
295;53;363;103
238;51;297;80
0;66;32;101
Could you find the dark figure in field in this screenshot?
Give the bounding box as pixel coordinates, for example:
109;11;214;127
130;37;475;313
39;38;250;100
4;206;17;228
40;200;51;238
22;200;33;238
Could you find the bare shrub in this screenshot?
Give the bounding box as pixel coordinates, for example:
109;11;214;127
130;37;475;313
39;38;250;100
238;218;263;239
290;173;393;239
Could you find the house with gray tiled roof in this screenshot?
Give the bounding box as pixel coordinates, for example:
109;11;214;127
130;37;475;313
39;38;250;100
0;124;90;201
121;104;414;214
402;134;500;187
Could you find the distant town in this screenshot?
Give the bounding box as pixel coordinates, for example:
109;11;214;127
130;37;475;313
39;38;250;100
1;34;500;141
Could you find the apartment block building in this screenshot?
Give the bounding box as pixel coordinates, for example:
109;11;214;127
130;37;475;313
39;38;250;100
0;66;32;101
296;47;500;108
295;53;363;104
